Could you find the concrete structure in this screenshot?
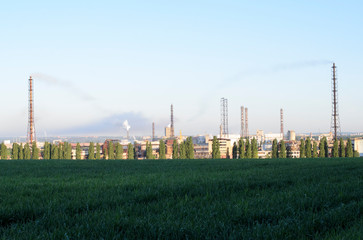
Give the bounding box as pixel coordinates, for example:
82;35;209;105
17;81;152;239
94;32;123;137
287;130;296;141
353;138;363;157
208;138;232;158
194;145;210;159
264;133;283;142
165;126;171;138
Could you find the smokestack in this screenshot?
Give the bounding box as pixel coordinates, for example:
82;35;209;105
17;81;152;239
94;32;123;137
280;108;284;140
245;108;249;137
27;76;36;144
171;104;174;138
152;122;155;141
241;106;244;138
220;98;229;138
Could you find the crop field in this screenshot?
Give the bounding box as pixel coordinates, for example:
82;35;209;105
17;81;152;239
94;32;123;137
0;158;362;239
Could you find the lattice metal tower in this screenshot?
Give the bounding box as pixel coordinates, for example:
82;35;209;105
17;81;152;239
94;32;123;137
170;104;174;138
245;108;249;137
241;106;245;138
27;76;36;144
280;108;284;140
330;63;341;140
220;98;229;138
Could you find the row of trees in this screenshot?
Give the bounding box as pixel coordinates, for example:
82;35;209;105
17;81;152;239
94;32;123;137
0;142;40;160
299;137;356;158
1;137;359;160
212;137;259;159
271;139;287;158
171;137;194;159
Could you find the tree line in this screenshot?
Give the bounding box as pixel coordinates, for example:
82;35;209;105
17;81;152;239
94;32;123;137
298;137;357;158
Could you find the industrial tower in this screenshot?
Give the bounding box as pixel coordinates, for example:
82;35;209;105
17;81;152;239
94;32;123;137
280;108;284;140
220;98;229;138
245;107;249;137
152;122;155;141
170;104;174;138
27;76;36;144
330;63;341;140
240;106;245;138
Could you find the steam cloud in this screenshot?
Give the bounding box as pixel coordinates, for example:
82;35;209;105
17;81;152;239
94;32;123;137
123;120;131;131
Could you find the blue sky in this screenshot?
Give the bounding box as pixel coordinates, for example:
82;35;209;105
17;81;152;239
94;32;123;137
1;1;362;137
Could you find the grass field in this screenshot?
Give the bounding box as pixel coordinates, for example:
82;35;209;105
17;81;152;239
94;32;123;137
0;158;362;239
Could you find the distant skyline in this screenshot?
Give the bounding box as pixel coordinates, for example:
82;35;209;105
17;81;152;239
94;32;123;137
1;1;363;137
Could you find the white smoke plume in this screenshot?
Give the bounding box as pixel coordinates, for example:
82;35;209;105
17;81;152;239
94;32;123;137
123;120;131;131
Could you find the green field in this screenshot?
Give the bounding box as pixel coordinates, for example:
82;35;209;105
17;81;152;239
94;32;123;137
0;158;362;239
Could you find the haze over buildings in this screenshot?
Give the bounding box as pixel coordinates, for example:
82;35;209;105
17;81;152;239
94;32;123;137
1;1;363;137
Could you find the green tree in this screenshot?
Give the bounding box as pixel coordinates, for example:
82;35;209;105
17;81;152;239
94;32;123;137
103;146;108;159
159;140;166;159
12;143;19;160
346;138;353;157
127;143;134;159
178;141;186;159
31;142;39;160
238;138;245;159
18;143;24;160
211;136;220;159
58;143;64;159
300;139;305;158
146;142;154;159
245;139;252;158
43;142;50;159
76;143;81;160
312;141;318;158
133;142;138;159
305;138;312;158
172;139;179;159
251;138;258;159
51;144;58;159
96;143;101;160
332;140;339;158
323;137;329;157
1;143;7;160
319;139;325;158
108;141;114;160
232;142;238;159
279;140;287;158
185;137;194;159
88;142;95;160
65;142;72;159
272;139;278;159
339;138;345;157
115;143;123;160
24;143;31;159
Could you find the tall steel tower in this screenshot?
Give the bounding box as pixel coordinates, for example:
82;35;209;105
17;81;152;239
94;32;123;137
245;107;249;137
220;98;229;138
280;108;284;140
170;104;174;138
27;76;36;144
241;106;245;138
330;63;341;140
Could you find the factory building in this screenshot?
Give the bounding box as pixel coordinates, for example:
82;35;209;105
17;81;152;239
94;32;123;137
208;138;232;158
353;138;363;157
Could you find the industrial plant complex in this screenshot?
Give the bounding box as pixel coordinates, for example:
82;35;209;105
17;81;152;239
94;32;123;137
0;63;362;160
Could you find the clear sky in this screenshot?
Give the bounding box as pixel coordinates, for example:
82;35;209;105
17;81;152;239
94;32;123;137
1;0;362;137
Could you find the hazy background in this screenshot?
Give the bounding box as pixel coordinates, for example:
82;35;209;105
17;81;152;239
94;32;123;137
1;0;362;137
